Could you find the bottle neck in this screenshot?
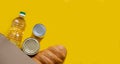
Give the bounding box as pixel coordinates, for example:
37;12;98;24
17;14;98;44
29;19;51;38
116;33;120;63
19;15;25;18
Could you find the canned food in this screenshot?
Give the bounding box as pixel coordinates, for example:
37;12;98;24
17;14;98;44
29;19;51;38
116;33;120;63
22;38;40;56
32;24;46;38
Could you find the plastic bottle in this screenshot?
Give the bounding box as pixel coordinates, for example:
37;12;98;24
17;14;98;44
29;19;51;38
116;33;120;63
7;11;26;48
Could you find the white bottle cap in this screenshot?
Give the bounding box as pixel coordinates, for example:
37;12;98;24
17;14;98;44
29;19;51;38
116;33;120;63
33;24;46;37
20;11;26;17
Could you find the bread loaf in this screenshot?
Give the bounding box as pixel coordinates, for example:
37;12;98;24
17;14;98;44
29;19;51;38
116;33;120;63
32;45;67;64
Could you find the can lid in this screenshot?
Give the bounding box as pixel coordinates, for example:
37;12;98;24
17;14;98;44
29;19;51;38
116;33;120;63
20;11;26;17
22;38;40;56
33;24;46;37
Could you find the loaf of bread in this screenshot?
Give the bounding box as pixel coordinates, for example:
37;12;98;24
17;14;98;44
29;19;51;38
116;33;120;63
32;45;67;64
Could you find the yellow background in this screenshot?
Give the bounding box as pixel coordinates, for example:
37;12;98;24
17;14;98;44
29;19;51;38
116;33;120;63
1;0;120;64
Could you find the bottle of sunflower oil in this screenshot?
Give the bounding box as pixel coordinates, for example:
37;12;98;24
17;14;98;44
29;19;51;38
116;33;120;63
7;11;26;48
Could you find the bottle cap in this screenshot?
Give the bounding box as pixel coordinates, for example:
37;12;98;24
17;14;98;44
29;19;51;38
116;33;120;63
20;11;26;17
22;38;40;56
33;24;46;38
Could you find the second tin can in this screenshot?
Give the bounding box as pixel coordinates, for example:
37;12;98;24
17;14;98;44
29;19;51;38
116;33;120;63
32;24;46;38
22;38;40;56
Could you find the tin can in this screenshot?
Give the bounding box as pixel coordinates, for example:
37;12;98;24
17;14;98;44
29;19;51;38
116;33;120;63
22;38;40;56
32;24;46;38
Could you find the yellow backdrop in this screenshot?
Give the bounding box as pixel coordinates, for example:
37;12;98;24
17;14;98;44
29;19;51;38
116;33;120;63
1;0;119;64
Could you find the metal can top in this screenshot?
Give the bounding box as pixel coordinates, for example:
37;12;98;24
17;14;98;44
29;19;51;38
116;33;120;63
22;38;40;56
32;24;46;38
